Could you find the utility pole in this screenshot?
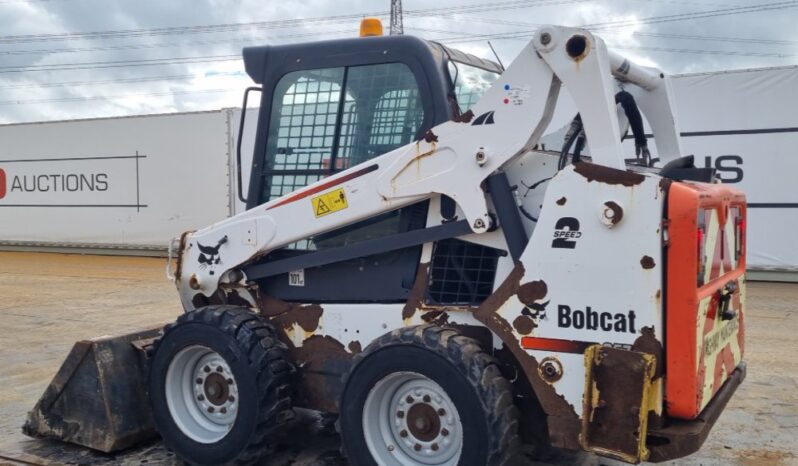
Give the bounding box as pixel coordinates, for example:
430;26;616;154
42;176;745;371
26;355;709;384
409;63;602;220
390;0;403;35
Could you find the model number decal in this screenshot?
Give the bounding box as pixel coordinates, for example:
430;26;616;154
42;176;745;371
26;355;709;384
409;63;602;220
552;217;581;249
311;187;348;218
288;269;305;287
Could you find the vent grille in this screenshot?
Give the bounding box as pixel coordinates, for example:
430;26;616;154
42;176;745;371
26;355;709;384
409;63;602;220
427;239;502;306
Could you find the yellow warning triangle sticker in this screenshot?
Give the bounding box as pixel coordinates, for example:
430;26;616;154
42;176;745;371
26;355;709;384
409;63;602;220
315;199;330;216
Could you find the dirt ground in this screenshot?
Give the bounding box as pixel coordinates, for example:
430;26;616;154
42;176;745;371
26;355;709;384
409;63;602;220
0;251;795;466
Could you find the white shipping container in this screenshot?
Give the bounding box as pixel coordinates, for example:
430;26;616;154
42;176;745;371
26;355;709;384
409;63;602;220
0;110;233;252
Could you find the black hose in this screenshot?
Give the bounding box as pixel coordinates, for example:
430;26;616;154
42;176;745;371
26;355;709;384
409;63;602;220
558;114;583;170
615;90;647;148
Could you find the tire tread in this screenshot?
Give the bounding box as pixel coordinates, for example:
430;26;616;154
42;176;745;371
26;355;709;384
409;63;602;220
150;305;294;466
340;324;520;466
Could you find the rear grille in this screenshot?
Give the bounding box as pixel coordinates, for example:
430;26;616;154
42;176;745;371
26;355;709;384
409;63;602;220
427;238;502;305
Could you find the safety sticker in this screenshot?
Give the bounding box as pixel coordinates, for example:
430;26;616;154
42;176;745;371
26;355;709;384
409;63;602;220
312;187;348;218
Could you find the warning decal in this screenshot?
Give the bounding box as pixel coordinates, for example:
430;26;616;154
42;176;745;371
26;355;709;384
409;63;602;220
311;187;348;218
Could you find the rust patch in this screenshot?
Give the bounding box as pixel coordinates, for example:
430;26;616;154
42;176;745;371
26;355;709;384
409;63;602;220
604;201;624;225
292;334;349;366
582;346;654;462
347;340;362;354
254;291;323;332
420;309;449;326
518;280;548;306
290;334;353;413
173;230;193;282
423;129;439;143
658;177;673;193
452;109;474;123
640;255;656;270
403;263;430;320
556;196;567;206
474;264;581;450
278;305;323;332
513;315;536;335
632;326;664;379
574;162;645;187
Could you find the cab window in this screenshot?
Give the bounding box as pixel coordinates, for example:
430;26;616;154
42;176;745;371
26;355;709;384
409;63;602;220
261;63;424;205
448;61;500;112
261;62;425;251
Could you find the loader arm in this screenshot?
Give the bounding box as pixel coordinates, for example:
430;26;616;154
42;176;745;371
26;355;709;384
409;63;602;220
172;25;677;309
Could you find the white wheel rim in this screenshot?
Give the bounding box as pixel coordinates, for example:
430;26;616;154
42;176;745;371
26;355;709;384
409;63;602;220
363;371;463;466
164;345;239;443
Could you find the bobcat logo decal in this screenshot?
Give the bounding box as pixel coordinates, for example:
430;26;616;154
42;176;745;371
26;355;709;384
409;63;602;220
197;235;228;275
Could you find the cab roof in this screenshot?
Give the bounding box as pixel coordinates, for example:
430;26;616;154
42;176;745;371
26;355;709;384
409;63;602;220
243;34;502;84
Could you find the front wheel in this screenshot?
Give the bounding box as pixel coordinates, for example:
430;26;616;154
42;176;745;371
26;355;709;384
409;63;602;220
148;305;294;465
339;325;520;466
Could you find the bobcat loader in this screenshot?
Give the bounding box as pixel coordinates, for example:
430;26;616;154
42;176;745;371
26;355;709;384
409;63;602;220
25;21;747;466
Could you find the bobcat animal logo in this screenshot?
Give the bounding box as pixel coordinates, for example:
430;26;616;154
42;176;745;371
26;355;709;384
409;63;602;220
197;235;228;274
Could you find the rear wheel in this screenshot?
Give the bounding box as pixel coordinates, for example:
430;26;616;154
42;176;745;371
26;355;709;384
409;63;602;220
339;325;520;466
149;305;293;465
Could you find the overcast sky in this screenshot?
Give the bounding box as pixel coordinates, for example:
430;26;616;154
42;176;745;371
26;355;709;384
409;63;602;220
0;0;795;124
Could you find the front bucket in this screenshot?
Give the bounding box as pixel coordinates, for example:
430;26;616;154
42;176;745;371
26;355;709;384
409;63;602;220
23;327;162;453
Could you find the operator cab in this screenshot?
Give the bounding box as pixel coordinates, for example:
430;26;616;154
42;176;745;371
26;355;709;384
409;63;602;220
238;31;503;304
242;35;502;209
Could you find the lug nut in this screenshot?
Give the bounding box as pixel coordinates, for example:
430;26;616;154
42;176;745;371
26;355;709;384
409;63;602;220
400;430;408;438
228;395;235;402
208;407;215;413
197;394;205;401
441;428;449;436
227;378;234;384
216;366;223;372
423;395;431;403
220;407;227;414
432;443;439;451
203;366;211;373
397;411;405;418
406;395;414;403
195;378;203;384
414;444;421;451
438;408;446;416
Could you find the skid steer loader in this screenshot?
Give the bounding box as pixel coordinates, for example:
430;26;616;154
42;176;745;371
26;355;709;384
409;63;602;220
25;21;747;466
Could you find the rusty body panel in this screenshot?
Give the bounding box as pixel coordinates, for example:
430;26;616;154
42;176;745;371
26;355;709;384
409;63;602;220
474;263;582;450
581;345;657;463
23;328;161;453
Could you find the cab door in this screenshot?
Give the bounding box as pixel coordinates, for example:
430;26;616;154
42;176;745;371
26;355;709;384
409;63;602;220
252;62;430;302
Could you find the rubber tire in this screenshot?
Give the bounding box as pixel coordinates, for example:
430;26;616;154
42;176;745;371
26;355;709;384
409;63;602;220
339;325;520;466
148;305;294;466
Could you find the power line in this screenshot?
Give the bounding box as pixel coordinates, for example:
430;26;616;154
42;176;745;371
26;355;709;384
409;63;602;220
0;29;355;56
0;54;240;73
437;15;798;47
630;31;798;47
0;73;198;90
0;88;231;106
428;1;798;44
613;45;797;58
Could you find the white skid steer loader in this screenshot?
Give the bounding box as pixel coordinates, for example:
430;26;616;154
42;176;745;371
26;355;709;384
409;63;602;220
25;22;747;466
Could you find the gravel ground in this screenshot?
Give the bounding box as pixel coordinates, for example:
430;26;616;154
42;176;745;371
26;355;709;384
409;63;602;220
0;252;795;466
